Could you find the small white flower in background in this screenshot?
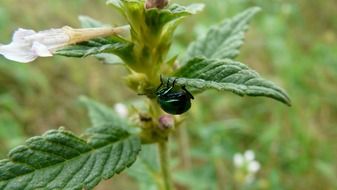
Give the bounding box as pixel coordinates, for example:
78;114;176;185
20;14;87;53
0;25;129;63
244;150;255;161
114;103;128;118
234;153;245;167
233;150;261;184
248;160;260;173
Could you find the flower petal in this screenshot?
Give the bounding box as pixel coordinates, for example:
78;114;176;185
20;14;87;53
0;44;36;63
244;150;255;161
233;153;244;167
248;161;260;173
32;42;53;57
12;28;36;43
25;28;69;48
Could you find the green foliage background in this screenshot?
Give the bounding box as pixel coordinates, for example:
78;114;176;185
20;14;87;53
0;0;336;189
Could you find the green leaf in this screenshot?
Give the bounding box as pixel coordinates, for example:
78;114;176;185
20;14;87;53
107;0;203;39
106;0;124;10
0;127;141;190
95;53;124;65
181;7;261;64
106;0;144;23
173;57;291;105
79;96;127;129
55;36;134;64
145;3;204;33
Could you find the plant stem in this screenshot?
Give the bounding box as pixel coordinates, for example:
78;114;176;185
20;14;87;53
177;126;191;169
214;158;226;190
158;140;173;190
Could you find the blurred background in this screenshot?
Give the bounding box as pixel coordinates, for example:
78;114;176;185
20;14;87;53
0;0;336;189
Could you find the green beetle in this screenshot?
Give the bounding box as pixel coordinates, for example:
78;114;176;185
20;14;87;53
156;77;194;115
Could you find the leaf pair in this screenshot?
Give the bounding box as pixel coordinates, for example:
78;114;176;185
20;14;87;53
0;98;141;190
171;7;291;106
107;0;204;34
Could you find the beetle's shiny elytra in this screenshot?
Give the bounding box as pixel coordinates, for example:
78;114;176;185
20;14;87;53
156;77;194;115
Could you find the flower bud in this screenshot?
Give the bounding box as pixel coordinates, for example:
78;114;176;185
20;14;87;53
158;115;174;130
145;0;168;9
114;103;128;118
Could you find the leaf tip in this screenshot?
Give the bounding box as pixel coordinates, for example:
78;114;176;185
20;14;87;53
188;3;205;14
283;95;292;107
251;6;262;12
271;89;292;107
79;95;89;103
244;6;261;16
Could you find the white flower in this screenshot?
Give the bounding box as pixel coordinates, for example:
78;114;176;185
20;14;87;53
0;25;129;63
233;153;244;167
233;150;261;184
244;150;255;162
247;160;260;173
114;103;128;118
0;28;64;63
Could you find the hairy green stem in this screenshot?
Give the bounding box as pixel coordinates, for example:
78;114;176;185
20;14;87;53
158;141;173;190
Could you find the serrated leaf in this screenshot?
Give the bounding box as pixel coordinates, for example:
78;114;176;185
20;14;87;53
0;127;141;190
173;57;291;105
181;7;261;64
55;36;134;64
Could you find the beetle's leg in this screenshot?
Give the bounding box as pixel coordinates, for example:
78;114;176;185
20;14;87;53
172;78;177;88
163;79;175;95
166;77;170;88
163;86;174;95
156;83;163;92
156;75;164;91
182;85;194;99
163;78;178;95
